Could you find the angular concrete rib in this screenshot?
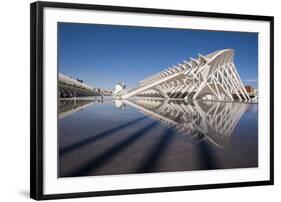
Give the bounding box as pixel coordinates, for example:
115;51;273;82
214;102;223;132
115;49;251;102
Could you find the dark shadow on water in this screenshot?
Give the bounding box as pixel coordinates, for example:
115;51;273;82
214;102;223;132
59;116;147;156
137;128;175;173
65;121;158;177
197;140;217;169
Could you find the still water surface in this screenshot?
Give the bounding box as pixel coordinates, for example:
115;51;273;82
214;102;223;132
58;99;258;177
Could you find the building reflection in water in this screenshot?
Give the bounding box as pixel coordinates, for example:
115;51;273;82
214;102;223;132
121;99;249;148
59;99;96;119
58;99;258;177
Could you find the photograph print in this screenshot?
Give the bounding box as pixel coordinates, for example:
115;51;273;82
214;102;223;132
58;23;259;178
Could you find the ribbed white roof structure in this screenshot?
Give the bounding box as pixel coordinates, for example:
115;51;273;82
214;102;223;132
59;73;95;91
115;49;250;102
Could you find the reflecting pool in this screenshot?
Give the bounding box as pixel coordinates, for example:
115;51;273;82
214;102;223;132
58;99;258;177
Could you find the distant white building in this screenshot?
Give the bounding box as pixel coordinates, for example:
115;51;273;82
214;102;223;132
113;82;126;95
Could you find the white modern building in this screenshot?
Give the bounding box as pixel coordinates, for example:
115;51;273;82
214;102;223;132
113;49;251;102
59;73;112;98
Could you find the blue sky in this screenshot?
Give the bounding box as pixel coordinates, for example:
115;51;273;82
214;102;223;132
58;23;258;90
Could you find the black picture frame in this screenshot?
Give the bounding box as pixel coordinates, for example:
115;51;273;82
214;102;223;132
30;1;274;200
